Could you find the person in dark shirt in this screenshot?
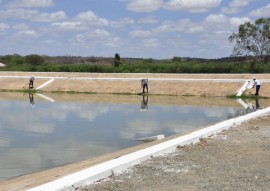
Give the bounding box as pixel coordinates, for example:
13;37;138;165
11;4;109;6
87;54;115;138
141;78;148;93
29;75;35;89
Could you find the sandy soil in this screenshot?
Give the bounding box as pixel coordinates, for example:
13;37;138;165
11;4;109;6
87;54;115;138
0;72;270;97
79;115;270;191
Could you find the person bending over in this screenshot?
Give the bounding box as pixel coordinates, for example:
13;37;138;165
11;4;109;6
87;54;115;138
141;78;148;93
253;77;261;96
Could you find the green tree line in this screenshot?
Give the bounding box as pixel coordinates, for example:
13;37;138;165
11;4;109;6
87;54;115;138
0;54;268;73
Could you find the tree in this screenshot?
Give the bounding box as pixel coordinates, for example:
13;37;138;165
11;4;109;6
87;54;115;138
25;54;45;65
229;17;270;68
113;53;122;67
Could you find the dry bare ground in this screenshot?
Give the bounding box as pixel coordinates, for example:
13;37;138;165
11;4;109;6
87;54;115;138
0;72;270;96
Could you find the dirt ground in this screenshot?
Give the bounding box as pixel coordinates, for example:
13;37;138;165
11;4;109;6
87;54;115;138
79;115;270;191
1;72;270;97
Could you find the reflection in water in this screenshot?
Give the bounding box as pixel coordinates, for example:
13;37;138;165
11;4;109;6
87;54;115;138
29;93;35;106
255;98;260;109
36;93;55;102
140;95;148;111
0;93;268;181
227;98;261;118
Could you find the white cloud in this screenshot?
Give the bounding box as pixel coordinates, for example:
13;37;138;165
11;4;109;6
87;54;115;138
0;9;67;22
12;23;29;30
229;17;251;27
6;0;54;8
75;29;110;43
222;0;254;14
0;0;268;58
187;26;205;33
142;38;160;47
111;17;135;28
43;39;59;45
249;4;270;17
126;0;222;13
0;23;9;31
51;11;110;31
137;16;159;24
88;29;110;37
229;0;253;8
51;21;87;31
126;0;163;12
17;29;38;37
75;11;96;21
221;7;241;14
164;0;222;13
33;11;67;22
105;37;127;47
154;20;186;33
74;11;109;26
205;14;228;23
130;30;152;38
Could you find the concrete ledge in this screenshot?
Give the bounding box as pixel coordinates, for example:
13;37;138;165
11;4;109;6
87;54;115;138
27;106;270;191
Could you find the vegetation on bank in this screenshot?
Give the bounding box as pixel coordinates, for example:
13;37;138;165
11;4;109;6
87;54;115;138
0;54;269;73
227;94;268;99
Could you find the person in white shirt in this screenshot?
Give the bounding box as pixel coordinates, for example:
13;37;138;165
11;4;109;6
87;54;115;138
253;77;261;96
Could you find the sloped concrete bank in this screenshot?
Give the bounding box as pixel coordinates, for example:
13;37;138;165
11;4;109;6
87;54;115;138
26;107;270;191
79;114;270;191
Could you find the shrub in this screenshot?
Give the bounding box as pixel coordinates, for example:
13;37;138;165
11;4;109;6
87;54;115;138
25;55;45;65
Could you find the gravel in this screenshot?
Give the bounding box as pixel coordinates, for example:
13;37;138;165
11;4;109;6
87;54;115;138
79;115;270;191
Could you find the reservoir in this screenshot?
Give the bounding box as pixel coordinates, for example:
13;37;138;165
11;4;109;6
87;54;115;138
0;92;266;180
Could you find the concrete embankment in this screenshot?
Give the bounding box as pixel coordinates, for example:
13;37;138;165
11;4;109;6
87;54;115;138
0;72;270;96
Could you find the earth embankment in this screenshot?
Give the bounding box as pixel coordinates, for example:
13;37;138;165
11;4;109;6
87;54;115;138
0;72;270;97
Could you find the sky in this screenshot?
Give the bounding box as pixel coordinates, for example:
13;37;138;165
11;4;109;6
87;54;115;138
0;0;269;59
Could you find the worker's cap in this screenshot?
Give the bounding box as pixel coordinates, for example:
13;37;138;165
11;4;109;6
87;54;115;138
253;77;256;80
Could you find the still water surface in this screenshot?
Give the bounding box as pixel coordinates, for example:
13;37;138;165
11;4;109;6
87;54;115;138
0;92;266;180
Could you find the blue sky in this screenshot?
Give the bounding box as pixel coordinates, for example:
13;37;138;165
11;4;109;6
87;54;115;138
0;0;269;59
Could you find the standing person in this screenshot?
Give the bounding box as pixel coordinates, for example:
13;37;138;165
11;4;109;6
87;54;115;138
141;78;148;93
29;75;35;89
253;77;261;96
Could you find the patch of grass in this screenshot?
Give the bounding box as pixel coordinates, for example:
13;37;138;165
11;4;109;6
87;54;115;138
51;90;97;94
182;94;195;97
227;94;268;99
0;89;38;93
112;92;135;95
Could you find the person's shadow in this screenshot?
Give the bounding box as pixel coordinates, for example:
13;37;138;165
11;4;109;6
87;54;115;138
140;95;148;111
29;93;35;106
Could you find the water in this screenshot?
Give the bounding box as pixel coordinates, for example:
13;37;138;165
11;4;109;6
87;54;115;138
0;92;267;180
